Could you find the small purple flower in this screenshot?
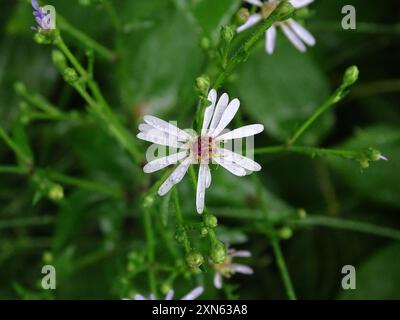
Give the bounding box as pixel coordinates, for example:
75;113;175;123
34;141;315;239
32;0;52;31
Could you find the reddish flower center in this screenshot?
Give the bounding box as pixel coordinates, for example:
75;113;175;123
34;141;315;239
192;136;215;163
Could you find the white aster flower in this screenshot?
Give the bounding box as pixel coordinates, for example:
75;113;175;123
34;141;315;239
131;286;204;300
237;0;316;54
137;89;264;214
212;248;254;289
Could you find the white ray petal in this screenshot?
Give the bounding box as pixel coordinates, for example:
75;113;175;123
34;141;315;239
231;250;252;258
289;0;314;9
165;290;174;300
280;23;307;52
209;93;229;132
232;263;254;275
149;294;156;300
212;99;241;137
266;25;277;54
214;157;247;176
379;155;388;161
214;272;223;289
181;286;204;300
287;19;315;46
138;123;153;133
237;14;262;33
202;89;217;131
196;164;207;214
134;294;147;300
143;151;188;173
217;148;262;172
243;0;263;6
205;164;212;189
137;132;183;149
144;115;191;141
216;124;264;141
158;156;192;196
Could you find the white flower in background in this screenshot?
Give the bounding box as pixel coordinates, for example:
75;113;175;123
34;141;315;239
212;248;254;289
131;286;204;300
137;89;264;214
237;0;316;54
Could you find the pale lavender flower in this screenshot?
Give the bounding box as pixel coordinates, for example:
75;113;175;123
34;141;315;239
32;0;52;31
212;248;253;289
137;89;264;214
237;0;316;54
130;286;204;300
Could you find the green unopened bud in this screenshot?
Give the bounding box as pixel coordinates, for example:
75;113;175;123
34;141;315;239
43;251;53;264
33;29;58;45
52;50;67;72
14;82;27;95
221;25;235;44
196;75;210;94
366;147;387;162
278;227;293;240
204;214;218;228
175;228;186;244
343;66;359;86
63;68;79;84
48;184;64;201
359;159;370;169
161;282;172;295
210;240;227;264
236;8;250;25
143;195;154;208
186;251;204;268
200;227;208;237
276;2;295;21
200;37;211;50
298;208;307;219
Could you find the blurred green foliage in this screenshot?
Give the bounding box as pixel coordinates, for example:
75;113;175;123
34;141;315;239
0;0;399;299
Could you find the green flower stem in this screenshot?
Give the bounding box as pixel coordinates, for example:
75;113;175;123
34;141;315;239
57;15;116;62
290;215;400;241
195;1;294;132
42;169;123;198
0;165;28;175
0;127;32;167
103;0;122;32
213;0;294;89
254;145;359;160
173;187;191;253
253;174;297;300
0;216;54;230
270;239;297;300
55;37;142;164
143;207;157;296
287;66;359;146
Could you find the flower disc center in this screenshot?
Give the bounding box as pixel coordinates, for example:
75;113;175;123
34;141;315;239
192;135;216;163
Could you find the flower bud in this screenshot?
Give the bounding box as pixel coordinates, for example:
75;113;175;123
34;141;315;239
200;227;208;237
343;66;359;86
48;183;64;201
210;240;227;264
14;82;27;95
63;68;79;84
359;159;370;169
200;37;211;50
297;208;307;219
196;75;210;95
204;214;218;228
186;251;204;268
143;195;154;208
221;25;235;44
236;8;250;25
276;2;295;21
161;282;172;295
52;50;67;72
278;227;293;240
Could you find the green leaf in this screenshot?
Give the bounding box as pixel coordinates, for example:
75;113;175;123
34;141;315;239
116;3;204;117
329;126;400;208
339;243;400;299
235;39;333;145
